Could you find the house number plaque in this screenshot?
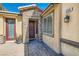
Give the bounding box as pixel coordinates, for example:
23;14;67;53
66;7;73;13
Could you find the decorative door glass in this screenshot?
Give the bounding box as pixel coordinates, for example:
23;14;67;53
8;20;15;40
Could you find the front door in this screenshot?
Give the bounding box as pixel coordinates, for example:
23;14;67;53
29;21;35;39
6;18;16;41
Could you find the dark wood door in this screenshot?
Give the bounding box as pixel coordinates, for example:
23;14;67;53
29;21;35;38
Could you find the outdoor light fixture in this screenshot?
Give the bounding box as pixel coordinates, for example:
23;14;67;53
64;15;70;23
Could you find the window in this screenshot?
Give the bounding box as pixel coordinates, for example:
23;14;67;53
48;16;52;34
42;13;54;36
43;18;46;32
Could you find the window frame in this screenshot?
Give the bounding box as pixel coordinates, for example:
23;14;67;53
42;12;54;37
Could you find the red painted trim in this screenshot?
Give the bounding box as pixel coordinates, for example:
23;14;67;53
6;18;16;41
6;20;8;41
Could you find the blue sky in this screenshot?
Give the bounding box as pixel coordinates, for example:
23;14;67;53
2;3;49;12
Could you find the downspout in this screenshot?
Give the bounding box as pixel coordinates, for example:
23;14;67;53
59;4;63;55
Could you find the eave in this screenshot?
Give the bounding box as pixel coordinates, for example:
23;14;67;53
19;6;43;13
0;11;21;16
41;3;59;17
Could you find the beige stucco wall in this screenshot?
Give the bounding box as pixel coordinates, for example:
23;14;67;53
0;15;4;43
0;16;3;35
16;15;22;39
22;10;36;43
22;9;41;43
22;11;29;43
42;4;61;54
61;42;79;56
61;3;79;42
61;3;79;56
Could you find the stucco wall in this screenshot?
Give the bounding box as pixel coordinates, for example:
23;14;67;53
61;42;79;56
16;16;22;39
0;16;4;43
0;16;3;35
22;10;36;43
61;3;79;56
42;4;61;54
22;11;29;43
22;9;41;43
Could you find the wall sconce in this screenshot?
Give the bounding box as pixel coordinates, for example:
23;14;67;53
64;15;70;23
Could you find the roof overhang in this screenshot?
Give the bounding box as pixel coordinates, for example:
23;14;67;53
41;3;59;17
18;4;36;9
0;11;21;15
18;4;43;13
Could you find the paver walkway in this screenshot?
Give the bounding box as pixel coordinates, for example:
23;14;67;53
0;41;24;56
27;39;59;56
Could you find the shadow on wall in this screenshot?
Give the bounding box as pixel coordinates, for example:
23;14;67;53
16;35;23;44
0;35;5;44
25;24;29;43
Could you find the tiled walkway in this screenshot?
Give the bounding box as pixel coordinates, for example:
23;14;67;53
27;39;59;56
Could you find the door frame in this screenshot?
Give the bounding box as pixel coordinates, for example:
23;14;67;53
29;20;38;39
6;18;16;41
